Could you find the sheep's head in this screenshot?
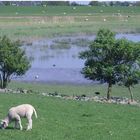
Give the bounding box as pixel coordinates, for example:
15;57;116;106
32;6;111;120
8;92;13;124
0;120;8;129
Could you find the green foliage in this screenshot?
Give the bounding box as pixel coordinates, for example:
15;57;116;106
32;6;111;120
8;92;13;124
79;29;140;99
115;39;140;85
80;29;116;83
46;1;70;6
89;1;101;6
0;36;30;88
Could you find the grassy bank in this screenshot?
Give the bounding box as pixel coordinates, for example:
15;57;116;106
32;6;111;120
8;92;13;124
0;6;140;40
8;81;140;101
0;86;140;140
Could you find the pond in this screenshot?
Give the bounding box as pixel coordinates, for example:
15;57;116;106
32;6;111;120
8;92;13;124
13;34;140;84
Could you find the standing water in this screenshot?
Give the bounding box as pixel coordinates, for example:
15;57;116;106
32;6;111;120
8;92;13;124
13;34;140;84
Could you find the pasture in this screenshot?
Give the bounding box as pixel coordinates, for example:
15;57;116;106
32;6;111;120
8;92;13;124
0;5;140;140
0;6;140;41
0;82;140;140
0;6;140;16
8;82;140;101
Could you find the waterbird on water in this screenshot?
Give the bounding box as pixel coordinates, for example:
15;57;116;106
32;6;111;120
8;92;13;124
35;75;39;79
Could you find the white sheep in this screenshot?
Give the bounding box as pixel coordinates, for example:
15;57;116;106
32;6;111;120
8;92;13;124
0;104;37;131
85;18;89;21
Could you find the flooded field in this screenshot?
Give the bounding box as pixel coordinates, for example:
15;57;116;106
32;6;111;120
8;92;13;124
13;34;140;84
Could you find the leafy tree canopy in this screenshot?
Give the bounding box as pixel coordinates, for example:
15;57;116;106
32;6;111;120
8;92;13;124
79;29;140;100
0;36;31;88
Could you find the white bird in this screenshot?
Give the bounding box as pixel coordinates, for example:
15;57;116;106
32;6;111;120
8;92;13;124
35;75;39;79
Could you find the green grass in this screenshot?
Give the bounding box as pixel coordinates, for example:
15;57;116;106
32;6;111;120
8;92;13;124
0;6;140;16
0;6;140;139
8;81;140;101
0;81;139;139
0;89;140;140
50;39;71;49
0;15;140;41
0;6;140;41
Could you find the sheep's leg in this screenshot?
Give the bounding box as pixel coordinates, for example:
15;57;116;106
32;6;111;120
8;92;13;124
27;118;32;130
18;120;23;130
16;116;23;130
14;121;19;129
26;112;33;131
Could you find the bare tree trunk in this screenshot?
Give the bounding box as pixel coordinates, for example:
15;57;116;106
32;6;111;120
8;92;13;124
128;86;134;102
0;74;2;88
1;72;8;89
107;83;112;100
2;80;7;89
0;73;3;88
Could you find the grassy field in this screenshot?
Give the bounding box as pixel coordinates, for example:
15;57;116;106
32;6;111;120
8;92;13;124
8;82;140;101
0;6;140;139
0;6;140;16
0;82;140;140
0;6;140;41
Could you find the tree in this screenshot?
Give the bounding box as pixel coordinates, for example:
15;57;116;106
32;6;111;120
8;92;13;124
121;2;130;6
117;40;140;101
109;1;114;6
2;1;11;6
0;36;30;88
114;1;122;6
79;29;116;100
71;2;79;6
88;1;100;6
135;1;140;6
122;68;140;102
79;29;140;100
46;1;70;6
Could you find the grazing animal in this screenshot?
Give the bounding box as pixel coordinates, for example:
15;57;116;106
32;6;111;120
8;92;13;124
0;104;37;130
95;92;100;95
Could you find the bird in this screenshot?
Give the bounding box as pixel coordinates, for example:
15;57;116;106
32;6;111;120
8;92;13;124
52;64;56;67
35;75;39;79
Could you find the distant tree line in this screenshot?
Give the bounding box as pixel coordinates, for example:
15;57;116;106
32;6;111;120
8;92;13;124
0;1;70;6
89;1;140;6
0;1;140;6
